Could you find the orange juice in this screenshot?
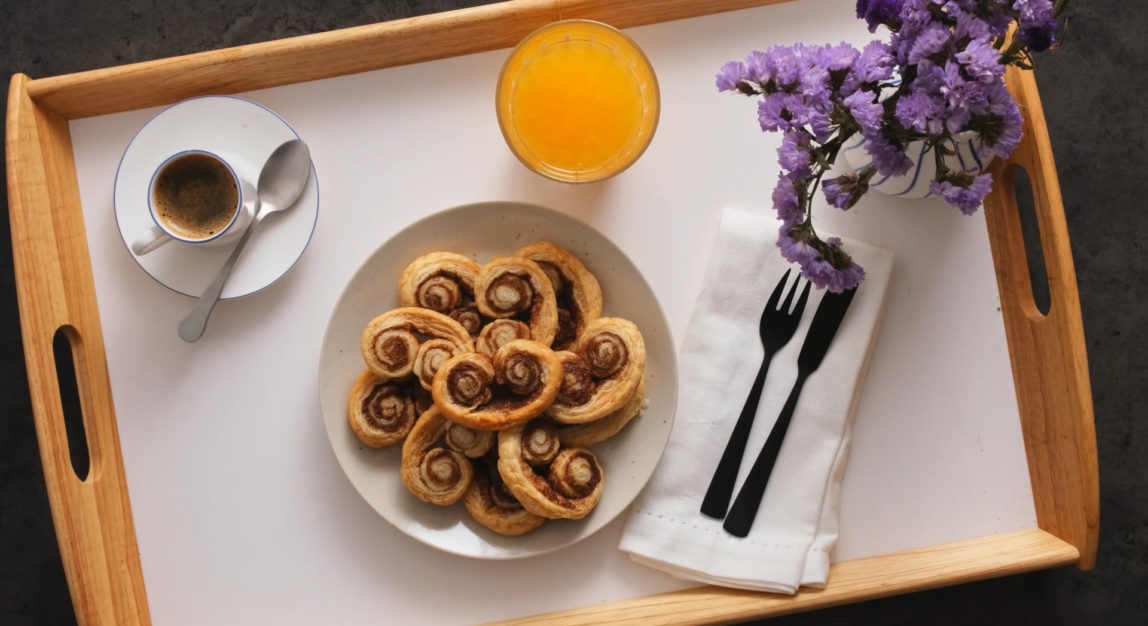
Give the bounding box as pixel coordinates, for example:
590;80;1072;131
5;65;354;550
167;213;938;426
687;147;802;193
496;20;660;183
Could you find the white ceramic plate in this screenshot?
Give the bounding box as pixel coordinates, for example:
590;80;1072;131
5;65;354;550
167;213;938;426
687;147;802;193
318;202;678;559
114;95;319;299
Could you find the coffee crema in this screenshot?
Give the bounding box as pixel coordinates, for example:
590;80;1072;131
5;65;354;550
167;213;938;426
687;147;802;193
152;153;239;240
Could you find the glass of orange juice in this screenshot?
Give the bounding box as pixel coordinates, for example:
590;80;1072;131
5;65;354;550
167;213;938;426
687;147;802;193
496;20;660;183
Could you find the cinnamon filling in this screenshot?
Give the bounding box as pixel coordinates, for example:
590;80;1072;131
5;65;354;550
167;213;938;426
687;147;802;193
552;308;577;351
444;423;493;457
520;421;560;465
373;328;418;372
550;449;601;498
419;448;462;492
361;383;415;432
414;339;457;386
416;272;465;313
449;303;484;336
556;354;595;406
583;331;627;379
485;272;533;315
447;363;493;406
477;319;531;355
501;352;544;395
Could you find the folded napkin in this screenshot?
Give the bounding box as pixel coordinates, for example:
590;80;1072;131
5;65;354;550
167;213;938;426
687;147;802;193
619;208;893;594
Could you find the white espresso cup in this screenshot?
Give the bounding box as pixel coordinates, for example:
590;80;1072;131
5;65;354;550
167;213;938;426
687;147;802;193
130;149;256;256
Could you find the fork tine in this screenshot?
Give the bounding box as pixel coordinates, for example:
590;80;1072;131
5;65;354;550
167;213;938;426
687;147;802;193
791;280;812;318
765;268;791;311
780;271;801;312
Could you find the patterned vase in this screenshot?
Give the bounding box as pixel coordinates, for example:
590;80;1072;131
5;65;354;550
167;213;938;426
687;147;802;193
838;130;993;199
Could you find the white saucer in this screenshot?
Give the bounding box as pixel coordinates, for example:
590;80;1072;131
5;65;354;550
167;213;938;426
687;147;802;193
114;95;319;299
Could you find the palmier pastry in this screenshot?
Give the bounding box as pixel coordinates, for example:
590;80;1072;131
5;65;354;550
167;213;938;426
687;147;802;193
497;425;604;520
360;307;474;380
545;317;646;424
463;455;546;536
347;371;421;447
431;339;563;430
400;406;473;505
514;241;603;350
475;319;531;356
473;256;558;347
398;252;481;316
412;338;463;390
442;421;494;458
557;378;646;448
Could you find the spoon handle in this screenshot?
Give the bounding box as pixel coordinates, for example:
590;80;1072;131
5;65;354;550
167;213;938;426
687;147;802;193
177;213;262;342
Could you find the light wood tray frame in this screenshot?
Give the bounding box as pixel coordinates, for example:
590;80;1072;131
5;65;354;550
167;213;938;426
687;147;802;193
4;1;1097;624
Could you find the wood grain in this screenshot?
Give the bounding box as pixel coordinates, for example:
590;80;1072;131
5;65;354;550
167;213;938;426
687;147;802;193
6;74;151;625
982;66;1100;570
25;0;791;120
487;528;1079;625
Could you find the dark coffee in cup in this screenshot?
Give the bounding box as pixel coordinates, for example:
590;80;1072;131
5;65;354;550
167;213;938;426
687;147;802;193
152;152;240;240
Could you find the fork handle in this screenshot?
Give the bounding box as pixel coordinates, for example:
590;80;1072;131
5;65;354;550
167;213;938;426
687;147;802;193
722;372;808;537
700;355;773;519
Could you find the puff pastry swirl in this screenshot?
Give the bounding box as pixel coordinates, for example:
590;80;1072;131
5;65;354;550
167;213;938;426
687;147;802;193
463;455;546;536
400;406;473;505
475;319;532;356
431;339;563;430
473;256;558;347
360;307;474;380
514;241;603;351
546;317;646;424
398;251;482;316
346;371;421;448
497;425;604;520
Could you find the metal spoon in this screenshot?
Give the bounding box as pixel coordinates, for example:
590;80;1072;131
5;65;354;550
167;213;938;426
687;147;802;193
178;139;313;342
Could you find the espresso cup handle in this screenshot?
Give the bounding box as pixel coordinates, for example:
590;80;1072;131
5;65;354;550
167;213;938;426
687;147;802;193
129;224;172;256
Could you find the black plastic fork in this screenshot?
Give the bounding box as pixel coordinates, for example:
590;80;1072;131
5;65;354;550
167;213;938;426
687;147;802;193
700;269;811;519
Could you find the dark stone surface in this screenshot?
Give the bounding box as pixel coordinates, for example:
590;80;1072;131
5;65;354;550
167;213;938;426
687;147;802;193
1;1;1144;624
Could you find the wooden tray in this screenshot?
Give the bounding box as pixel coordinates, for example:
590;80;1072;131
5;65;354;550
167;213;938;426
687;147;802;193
5;1;1097;624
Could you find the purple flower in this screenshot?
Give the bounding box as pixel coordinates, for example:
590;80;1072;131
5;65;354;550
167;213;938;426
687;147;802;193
806;259;867;292
744;50;772;84
864;132;914;176
973;81;1023;158
930;172;994;214
955;38;1004;83
856;0;904;33
822;170;872;210
778;131;814;179
771;174;804;226
895;88;944;134
820;43;860;73
844;90;885;135
777;227;820;266
767;46;804;88
907;23;951;64
782;232;866;292
1018;18;1059;52
715;60;747;92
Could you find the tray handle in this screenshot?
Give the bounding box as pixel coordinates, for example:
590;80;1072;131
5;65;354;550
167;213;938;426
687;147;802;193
6;74;150;625
982;65;1099;570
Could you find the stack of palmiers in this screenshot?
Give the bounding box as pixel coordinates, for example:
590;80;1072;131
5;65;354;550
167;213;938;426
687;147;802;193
348;241;647;536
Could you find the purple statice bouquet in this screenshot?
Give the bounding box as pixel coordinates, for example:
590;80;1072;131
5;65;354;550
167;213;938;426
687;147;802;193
718;0;1066;291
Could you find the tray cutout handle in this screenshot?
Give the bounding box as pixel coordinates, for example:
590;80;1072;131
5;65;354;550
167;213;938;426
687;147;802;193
52;325;91;481
1010;165;1052;316
983;65;1099;570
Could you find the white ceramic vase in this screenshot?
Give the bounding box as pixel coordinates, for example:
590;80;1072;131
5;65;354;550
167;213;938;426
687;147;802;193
839;130;994;199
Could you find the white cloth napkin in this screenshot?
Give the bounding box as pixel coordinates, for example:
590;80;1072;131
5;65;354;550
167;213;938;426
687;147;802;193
619;208;894;594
